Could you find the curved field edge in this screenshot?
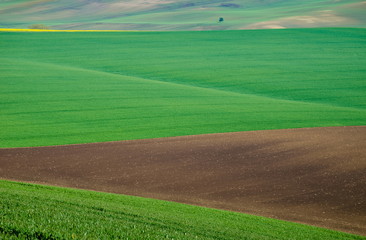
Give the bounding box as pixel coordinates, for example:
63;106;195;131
1;126;365;235
1;28;365;147
0;180;364;240
1;57;365;148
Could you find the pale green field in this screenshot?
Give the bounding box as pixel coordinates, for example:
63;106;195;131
0;0;365;30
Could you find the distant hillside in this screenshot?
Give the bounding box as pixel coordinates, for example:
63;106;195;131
0;0;365;30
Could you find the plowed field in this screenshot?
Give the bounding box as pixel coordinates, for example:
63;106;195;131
1;126;365;235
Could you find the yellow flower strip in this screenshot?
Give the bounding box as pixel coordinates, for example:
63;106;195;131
0;28;144;32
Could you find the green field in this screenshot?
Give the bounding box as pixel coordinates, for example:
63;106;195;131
1;28;365;148
0;180;364;240
0;0;365;30
1;2;366;239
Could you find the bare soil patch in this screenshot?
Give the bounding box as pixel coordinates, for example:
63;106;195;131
245;11;356;29
1;126;365;235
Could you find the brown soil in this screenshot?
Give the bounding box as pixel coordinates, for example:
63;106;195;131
1;126;365;235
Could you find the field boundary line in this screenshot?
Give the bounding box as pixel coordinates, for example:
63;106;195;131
2;57;365;113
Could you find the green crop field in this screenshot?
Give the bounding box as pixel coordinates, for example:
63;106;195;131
0;180;364;240
0;0;365;30
1;1;366;239
1;28;365;148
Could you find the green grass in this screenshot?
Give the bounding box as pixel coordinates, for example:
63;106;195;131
0;179;364;240
0;0;365;30
1;28;365;148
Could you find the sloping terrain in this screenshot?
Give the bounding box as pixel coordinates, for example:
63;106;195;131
0;0;365;30
1;126;365;235
1;29;365;147
1;180;364;240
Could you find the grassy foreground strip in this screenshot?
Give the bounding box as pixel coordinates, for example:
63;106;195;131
0;180;364;240
1;28;365;147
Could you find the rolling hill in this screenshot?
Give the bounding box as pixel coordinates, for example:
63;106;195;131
0;0;365;30
1;126;365;235
1;180;364;239
1;1;366;239
1;29;365;147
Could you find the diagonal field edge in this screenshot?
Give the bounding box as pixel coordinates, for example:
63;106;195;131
2;57;366;112
0;126;365;235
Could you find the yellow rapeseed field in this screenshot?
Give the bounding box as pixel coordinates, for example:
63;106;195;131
0;28;141;32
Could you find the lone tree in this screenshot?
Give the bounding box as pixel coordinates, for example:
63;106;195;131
218;17;224;23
